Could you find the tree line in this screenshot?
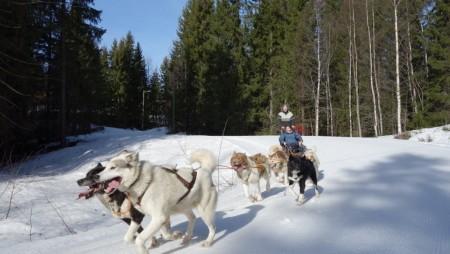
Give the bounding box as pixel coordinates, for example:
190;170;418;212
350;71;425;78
164;0;448;136
1;0;449;164
0;0;165;163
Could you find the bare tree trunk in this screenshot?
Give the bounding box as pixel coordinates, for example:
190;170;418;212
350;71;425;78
366;0;378;136
372;3;383;135
326;27;334;136
325;78;330;135
301;107;305;132
348;1;353;137
269;31;274;134
406;0;418;114
393;0;402;135
326;59;334;136
269;69;273;134
314;5;321;137
419;21;429;79
352;0;362;137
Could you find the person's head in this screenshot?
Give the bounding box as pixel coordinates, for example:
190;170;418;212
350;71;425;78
282;104;288;113
285;126;293;133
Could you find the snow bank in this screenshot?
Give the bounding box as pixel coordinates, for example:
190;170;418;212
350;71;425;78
407;124;450;147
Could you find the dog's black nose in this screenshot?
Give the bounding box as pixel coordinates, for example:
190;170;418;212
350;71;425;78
77;179;83;186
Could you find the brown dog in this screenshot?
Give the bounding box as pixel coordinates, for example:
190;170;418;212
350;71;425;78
230;152;271;202
267;145;289;183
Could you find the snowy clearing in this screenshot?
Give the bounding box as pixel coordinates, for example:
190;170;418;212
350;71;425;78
1;127;449;254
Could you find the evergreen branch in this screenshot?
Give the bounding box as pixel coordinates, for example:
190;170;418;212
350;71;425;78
0;23;21;29
0;65;47;80
0;111;32;130
0;95;19;108
0;51;42;66
0;78;30;96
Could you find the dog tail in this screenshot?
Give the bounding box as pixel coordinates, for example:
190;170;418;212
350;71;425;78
269;144;283;155
190;149;217;173
306;146;320;169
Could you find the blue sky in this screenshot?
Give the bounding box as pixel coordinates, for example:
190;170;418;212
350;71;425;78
94;0;186;69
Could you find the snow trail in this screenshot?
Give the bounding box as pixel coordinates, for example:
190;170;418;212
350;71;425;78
1;128;449;254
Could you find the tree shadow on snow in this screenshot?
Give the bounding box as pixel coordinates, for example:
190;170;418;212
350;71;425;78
282;153;450;254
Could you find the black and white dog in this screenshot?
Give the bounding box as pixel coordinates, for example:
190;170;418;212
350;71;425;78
77;163;146;233
287;152;320;205
77;162;177;245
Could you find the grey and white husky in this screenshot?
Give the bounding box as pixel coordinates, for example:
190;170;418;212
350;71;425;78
97;149;218;254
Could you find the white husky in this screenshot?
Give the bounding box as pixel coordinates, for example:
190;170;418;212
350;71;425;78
98;149;218;254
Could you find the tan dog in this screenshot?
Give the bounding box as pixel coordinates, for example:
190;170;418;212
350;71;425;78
268;145;288;183
304;147;320;179
230;152;271;202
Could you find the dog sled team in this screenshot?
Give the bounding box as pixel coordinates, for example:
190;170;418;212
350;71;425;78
76;104;321;253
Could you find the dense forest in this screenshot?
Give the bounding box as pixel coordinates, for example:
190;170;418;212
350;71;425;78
1;0;449;163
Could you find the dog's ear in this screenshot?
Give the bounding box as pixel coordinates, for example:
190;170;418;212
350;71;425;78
124;152;139;163
96;162;103;167
120;150;131;155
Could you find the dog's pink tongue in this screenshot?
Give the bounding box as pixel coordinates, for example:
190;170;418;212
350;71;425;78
106;179;120;193
78;190;92;199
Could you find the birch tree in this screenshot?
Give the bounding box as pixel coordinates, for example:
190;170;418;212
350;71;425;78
348;0;353;137
393;0;402;135
314;0;322;136
351;0;362;137
372;2;383;135
366;0;378;136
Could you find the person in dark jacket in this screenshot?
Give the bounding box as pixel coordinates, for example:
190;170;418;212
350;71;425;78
279;126;305;153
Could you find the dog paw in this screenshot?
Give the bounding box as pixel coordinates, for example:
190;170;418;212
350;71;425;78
149;237;160;248
171;230;184;240
136;240;147;254
163;230;183;240
123;234;135;244
201;240;212;247
296;196;305;205
181;235;192;245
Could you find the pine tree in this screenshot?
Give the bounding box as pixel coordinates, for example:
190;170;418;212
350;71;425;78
174;0;215;133
147;70;161;127
423;0;450;126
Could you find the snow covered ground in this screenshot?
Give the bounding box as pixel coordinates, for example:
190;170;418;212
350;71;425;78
1;127;449;254
407;124;450;147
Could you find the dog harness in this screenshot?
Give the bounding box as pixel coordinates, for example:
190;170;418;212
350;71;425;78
161;167;197;204
129;166;197;207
